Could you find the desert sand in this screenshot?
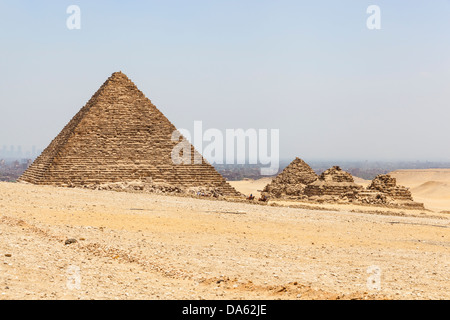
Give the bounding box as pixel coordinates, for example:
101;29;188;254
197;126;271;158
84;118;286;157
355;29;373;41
1;181;449;300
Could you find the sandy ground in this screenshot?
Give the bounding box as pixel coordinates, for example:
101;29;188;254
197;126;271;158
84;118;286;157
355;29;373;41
1;181;449;300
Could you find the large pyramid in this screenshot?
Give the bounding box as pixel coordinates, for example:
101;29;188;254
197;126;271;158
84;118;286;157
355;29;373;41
262;157;318;198
19;72;239;196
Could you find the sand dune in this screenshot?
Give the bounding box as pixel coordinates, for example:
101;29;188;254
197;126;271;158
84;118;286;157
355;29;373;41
412;181;450;198
390;169;450;188
390;169;450;212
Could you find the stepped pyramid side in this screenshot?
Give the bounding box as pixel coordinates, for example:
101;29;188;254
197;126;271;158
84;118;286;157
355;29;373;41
19;72;239;196
262;157;318;198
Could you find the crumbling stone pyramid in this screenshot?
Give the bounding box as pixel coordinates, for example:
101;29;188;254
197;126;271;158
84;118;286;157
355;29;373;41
304;166;363;199
262;157;318;198
18;72;239;196
355;174;422;207
366;174;413;201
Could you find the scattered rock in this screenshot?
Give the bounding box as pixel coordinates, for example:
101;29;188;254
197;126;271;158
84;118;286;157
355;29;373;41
65;239;78;245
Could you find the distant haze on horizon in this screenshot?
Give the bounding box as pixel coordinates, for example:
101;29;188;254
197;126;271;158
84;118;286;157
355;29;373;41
1;1;450;162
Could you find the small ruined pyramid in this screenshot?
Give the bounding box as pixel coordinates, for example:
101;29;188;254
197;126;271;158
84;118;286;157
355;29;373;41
304;166;363;199
19;72;239;196
318;166;355;183
367;174;413;201
356;174;423;207
262;157;318;198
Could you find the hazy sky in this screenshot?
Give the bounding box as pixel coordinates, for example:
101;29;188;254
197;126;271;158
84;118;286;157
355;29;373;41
1;0;450;161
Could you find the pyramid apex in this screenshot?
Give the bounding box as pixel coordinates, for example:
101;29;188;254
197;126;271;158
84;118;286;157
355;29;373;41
104;71;135;87
110;71;128;78
292;157;307;164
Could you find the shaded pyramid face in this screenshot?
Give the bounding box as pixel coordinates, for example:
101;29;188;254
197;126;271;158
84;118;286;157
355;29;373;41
262;157;318;197
19;72;238;196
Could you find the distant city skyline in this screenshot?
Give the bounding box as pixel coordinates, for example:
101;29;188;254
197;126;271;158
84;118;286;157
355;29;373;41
1;1;450;162
0;145;41;159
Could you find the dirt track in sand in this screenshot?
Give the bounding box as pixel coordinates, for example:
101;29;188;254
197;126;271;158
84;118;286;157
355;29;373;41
0;182;449;300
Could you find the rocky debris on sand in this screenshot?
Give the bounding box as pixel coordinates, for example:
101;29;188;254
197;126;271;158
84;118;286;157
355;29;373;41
83;180;185;195
80;180;234;198
187;187;226;198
